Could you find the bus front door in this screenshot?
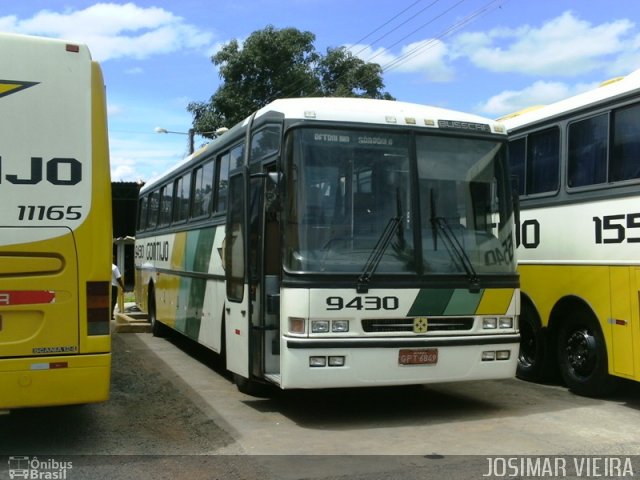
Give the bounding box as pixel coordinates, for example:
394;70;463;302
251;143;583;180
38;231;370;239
247;170;281;385
226;168;281;391
224;173;251;380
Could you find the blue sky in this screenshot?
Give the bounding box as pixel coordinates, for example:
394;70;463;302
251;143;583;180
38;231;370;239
2;0;640;182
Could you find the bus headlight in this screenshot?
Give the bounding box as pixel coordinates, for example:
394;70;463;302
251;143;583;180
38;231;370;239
496;350;511;360
483;317;497;329
309;356;326;367
328;356;345;367
311;320;330;333
499;317;513;329
332;320;349;333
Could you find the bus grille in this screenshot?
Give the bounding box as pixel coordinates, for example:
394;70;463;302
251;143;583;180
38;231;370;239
361;317;474;333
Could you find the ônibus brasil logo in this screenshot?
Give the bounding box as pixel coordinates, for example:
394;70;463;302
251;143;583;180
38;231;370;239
7;456;72;479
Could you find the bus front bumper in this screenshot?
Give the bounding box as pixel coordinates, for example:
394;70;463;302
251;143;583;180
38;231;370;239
278;334;520;389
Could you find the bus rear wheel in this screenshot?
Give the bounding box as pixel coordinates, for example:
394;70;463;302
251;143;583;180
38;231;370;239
148;285;168;338
557;311;617;397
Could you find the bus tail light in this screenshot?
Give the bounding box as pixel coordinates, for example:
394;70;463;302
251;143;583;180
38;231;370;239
86;281;110;335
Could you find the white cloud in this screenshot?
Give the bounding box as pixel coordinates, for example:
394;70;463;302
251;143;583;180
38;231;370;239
0;3;213;62
107;103;124;116
477;80;599;117
348;39;454;82
109;143;185;182
455;11;635;76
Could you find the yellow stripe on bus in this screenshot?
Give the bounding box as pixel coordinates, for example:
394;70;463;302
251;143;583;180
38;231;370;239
476;288;514;315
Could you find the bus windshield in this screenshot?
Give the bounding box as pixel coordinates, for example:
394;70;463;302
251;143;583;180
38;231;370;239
284;127;514;276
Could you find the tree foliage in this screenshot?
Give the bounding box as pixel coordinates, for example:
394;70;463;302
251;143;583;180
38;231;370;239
188;26;394;134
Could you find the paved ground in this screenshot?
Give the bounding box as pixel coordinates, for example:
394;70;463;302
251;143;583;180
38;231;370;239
2;328;640;479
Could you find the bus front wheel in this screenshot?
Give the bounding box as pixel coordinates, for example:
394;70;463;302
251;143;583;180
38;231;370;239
517;305;551;382
557;311;617;397
233;373;273;397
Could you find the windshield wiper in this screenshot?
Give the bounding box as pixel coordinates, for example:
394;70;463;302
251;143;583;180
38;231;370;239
356;216;403;294
430;188;480;292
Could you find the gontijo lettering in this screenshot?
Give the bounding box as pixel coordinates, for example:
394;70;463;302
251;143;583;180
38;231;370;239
0;157;82;185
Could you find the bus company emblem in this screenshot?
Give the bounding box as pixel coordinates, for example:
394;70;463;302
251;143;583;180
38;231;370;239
0;80;39;99
413;317;429;333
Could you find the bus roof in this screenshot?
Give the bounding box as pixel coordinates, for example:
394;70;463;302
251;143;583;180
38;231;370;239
500;69;640;132
254;97;505;131
141;97;505;191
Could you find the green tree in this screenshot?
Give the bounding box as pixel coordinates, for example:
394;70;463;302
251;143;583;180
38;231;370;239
188;26;394;134
316;46;394;100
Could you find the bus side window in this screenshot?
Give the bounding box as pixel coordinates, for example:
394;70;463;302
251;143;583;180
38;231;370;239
526;127;559;195
226;174;245;302
250;125;281;162
147;190;159;230
158;183;174;226
568;114;608;188
611;103;640;182
173;173;191;223
137;196;148;231
508;138;525;196
230;143;245;169
192;160;215;218
216;153;230;213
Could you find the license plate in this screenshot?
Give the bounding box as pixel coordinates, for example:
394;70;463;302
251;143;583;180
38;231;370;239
398;348;438;365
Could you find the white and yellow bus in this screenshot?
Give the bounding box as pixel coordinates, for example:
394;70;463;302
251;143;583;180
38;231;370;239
135;97;520;394
502;70;640;397
0;33;112;409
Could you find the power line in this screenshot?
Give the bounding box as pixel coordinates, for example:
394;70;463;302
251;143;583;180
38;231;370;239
380;0;507;74
274;0;438;101
364;0;467;65
349;0;442;58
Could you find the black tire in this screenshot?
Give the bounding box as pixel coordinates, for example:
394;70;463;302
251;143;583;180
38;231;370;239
557;310;617;397
233;373;274;397
148;285;168;338
517;305;552;382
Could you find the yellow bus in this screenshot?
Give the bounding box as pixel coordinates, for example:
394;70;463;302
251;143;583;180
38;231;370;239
135;97;520;395
502;70;640;397
0;33;112;409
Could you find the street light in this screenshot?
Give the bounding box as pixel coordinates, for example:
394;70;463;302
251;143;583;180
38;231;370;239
155;127;195;154
155;127;229;155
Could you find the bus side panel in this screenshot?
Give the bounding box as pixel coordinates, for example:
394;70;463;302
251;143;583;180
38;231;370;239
609;267;635;378
77;60;112;356
198;226;226;353
635;269;640;379
519;264;640;380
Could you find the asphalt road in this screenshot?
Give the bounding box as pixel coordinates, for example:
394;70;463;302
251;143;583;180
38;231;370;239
1;329;640;479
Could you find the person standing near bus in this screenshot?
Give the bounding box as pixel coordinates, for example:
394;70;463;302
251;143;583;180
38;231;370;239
112;260;125;318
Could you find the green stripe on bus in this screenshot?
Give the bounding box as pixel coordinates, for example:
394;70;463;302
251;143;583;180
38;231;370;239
407;288;484;316
443;289;483;315
175;228;217;340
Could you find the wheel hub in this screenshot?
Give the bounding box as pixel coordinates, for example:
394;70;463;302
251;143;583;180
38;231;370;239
565;328;596;376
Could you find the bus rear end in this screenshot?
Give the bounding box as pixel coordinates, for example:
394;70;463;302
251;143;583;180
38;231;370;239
0;33;112;409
